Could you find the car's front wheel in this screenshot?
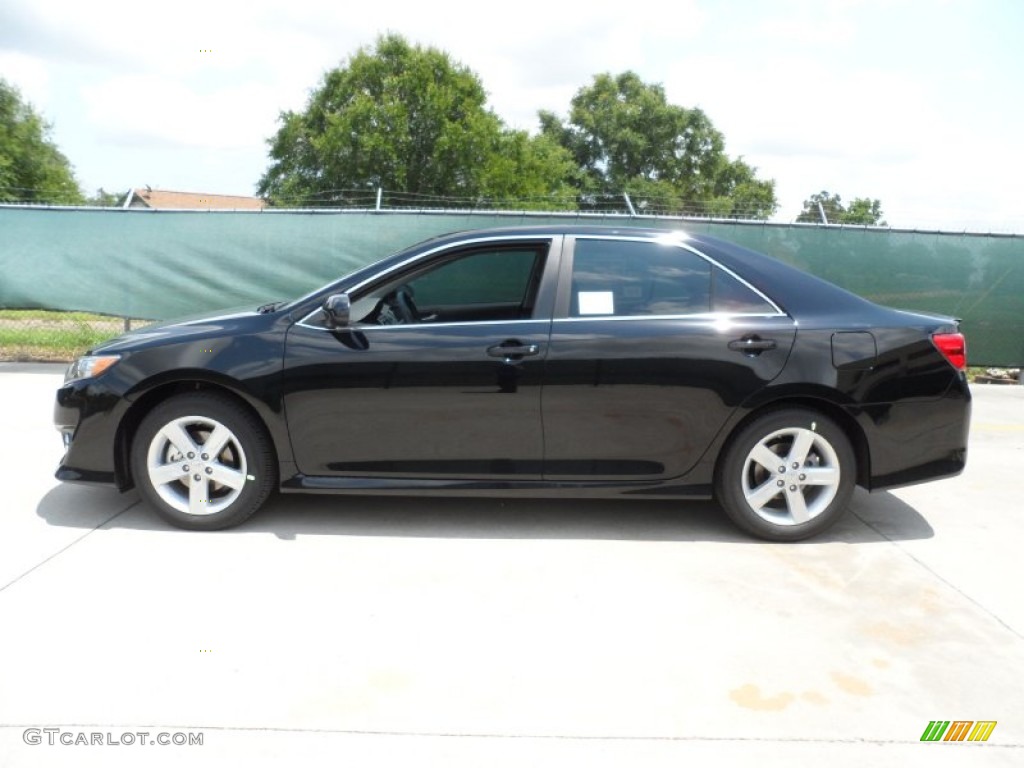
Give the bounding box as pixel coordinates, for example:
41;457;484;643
715;408;855;541
130;392;276;530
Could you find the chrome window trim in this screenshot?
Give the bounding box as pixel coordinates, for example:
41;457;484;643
298;318;550;332
297;311;787;333
296;314;330;331
295;231;788;331
552;312;790;324
569;234;786;318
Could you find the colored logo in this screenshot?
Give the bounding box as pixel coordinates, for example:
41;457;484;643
921;721;997;742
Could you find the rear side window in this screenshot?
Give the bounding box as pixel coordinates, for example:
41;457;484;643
712;267;778;314
570;239;711;317
568;238;779;317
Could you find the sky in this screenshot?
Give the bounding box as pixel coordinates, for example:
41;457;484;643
1;0;1021;231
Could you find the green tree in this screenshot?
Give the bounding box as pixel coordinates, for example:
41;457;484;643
0;78;83;204
478;131;579;209
843;197;885;225
87;187;124;207
258;34;574;207
539;71;777;219
796;190;886;225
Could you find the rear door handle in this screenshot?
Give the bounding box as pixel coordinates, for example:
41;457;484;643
487;342;540;360
728;337;777;355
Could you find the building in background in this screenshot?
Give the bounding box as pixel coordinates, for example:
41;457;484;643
123;188;265;210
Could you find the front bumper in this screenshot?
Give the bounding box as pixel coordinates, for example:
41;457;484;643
53;380;122;486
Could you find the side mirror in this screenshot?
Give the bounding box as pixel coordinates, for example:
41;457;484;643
323;293;351;329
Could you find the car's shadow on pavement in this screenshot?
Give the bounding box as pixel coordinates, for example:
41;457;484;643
36;484;934;544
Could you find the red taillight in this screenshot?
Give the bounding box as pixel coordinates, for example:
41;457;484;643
932;332;966;371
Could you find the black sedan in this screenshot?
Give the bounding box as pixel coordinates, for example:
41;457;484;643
54;226;970;541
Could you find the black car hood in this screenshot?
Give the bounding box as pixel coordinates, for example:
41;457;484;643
91;305;260;353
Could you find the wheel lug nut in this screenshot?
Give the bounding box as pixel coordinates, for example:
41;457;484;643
182;465;190;473
789;485;797;492
205;467;213;475
188;452;195;459
799;474;806;481
777;480;784;487
194;474;202;482
778;466;786;474
792;462;799;469
201;453;209;460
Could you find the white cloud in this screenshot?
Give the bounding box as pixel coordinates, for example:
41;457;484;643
742;15;857;48
82;75;278;151
0;51;51;109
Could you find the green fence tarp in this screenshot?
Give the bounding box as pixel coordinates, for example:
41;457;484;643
1;207;1021;365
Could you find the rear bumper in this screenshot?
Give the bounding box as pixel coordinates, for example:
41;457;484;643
854;378;971;491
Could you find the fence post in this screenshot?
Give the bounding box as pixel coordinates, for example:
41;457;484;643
623;193;637;217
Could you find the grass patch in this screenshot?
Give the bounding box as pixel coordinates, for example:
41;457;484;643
0;309;132;322
0;309;142;362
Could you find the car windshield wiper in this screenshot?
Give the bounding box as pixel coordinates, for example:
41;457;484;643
257;301;285;314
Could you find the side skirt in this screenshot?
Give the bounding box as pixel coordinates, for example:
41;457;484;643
280;474;713;500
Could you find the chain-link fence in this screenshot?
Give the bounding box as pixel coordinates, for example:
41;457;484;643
0;310;151;362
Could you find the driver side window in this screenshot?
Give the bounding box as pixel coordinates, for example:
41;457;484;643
354;244;548;326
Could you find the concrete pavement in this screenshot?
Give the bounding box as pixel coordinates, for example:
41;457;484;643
0;364;1021;766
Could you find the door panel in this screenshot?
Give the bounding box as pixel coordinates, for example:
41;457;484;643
542;316;796;480
284;322;549;478
282;237;560;480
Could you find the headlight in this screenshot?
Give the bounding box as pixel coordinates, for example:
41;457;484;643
65;354;121;384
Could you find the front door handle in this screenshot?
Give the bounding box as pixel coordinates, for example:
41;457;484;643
487;342;540;360
728;337;777;355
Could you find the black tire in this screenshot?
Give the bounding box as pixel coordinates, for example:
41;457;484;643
130;392;276;530
715;408;855;542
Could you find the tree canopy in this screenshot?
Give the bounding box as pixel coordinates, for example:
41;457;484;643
258;34;574;207
259;41;776;217
0;78;83;204
539;72;777;219
796;190;886;225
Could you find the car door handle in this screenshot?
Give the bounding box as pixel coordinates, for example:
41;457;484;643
728;337;777;355
487;342;540;359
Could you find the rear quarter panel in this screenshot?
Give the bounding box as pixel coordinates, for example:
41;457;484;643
737;310;970;490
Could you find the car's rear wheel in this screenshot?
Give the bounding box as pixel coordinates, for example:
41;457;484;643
131;392;275;530
715;408;855;541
